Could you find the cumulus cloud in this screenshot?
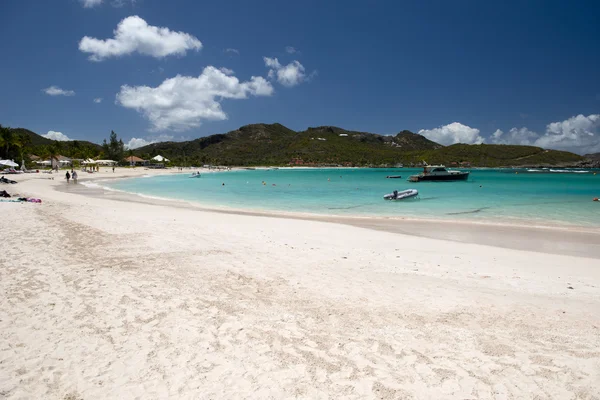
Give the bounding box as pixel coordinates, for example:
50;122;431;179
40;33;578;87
125;138;155;149
263;57;307;87
125;134;175;149
418;122;485;146
417;114;599;153
116;66;274;131
42;131;72;141
79;16;202;61
43;86;75;96
285;46;297;54
79;0;102;7
490;127;539;146
93;97;103;103
534;114;600;154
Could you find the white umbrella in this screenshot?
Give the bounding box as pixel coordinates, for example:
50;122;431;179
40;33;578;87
152;155;169;162
0;160;19;167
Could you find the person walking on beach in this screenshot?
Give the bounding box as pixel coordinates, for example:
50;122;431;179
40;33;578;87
65;171;70;184
112;166;115;173
72;171;78;184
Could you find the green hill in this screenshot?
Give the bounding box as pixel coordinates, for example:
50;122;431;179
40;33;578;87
134;123;583;167
3;127;103;161
2;123;587;167
11;128;55;146
135;123;442;166
415;144;584;167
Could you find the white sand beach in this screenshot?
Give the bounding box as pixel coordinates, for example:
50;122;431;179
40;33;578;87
1;168;599;399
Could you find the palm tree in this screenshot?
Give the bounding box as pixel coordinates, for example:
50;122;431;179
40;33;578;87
16;131;31;167
36;146;50;169
48;143;61;170
0;125;18;159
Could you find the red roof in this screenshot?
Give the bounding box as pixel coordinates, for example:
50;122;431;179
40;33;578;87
124;155;146;162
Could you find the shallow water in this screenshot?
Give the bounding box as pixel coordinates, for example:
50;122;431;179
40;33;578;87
106;168;600;227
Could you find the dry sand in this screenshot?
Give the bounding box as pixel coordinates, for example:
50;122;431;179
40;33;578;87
1;168;599;399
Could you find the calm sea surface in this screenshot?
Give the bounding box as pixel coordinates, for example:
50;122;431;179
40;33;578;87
105;168;600;227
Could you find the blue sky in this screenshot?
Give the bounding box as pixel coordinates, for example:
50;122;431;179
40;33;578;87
0;0;599;153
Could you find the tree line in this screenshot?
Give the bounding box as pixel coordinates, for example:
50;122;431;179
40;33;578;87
0;125;130;166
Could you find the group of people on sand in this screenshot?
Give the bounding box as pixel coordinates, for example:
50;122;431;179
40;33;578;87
65;170;78;184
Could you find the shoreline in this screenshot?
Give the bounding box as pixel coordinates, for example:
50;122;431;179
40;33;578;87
49;169;600;258
83;169;600;231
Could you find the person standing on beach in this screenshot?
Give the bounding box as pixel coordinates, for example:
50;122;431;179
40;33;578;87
112;166;115;173
65;171;70;184
72;171;78;184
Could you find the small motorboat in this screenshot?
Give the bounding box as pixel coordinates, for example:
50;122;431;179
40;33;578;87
189;172;201;178
386;175;402;179
383;189;418;200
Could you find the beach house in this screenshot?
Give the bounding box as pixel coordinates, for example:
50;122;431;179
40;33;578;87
124;155;147;166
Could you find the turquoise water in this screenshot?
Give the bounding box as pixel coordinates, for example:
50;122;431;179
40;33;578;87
106;168;600;227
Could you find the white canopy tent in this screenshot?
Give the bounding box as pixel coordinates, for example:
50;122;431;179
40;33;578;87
0;160;19;167
151;155;170;162
96;160;117;166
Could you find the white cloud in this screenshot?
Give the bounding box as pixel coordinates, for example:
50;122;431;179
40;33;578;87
285;46;297;54
264;57;281;69
263;57;307;87
418;122;485;146
116;66;274;131
490;127;539;146
79;16;202;61
79;0;102;7
43;86;75;96
42;131;72;141
93;97;103;103
417;114;599;154
125;138;154;149
534;114;600;154
224;48;239;55
219;67;234;75
111;0;136;7
125;134;175;149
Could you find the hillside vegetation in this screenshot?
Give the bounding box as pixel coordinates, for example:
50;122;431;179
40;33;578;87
136;124;443;166
134;123;583;167
1;123;588;168
416;144;584;167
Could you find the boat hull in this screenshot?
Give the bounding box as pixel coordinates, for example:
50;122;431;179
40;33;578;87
409;172;469;182
383;189;419;200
